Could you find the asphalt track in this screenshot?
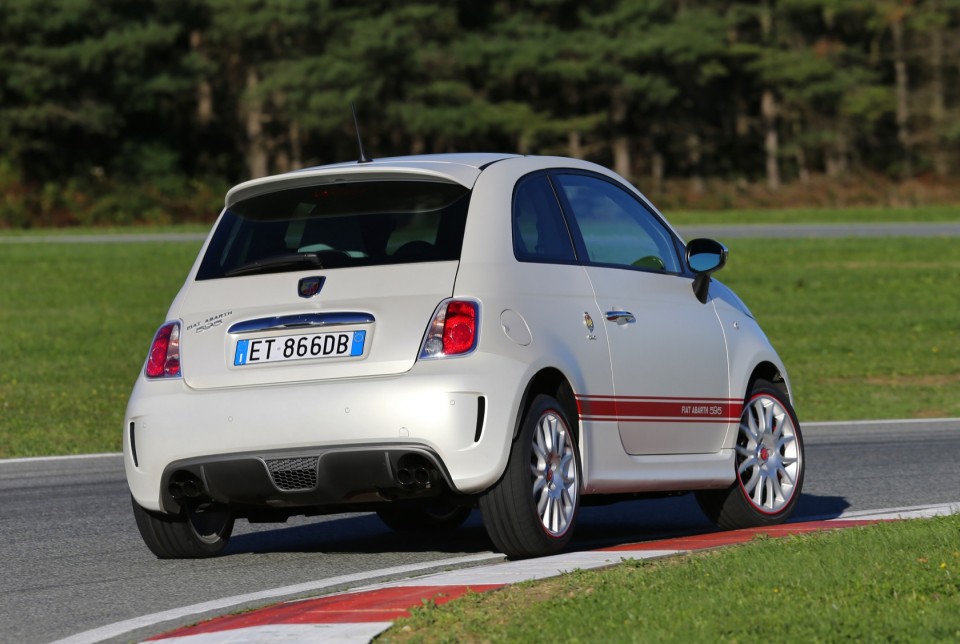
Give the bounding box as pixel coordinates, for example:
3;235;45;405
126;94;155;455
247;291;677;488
2;223;958;640
1;418;959;643
2;221;960;245
681;221;960;238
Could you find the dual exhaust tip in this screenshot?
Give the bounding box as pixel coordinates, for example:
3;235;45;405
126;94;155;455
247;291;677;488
168;472;206;501
395;453;438;488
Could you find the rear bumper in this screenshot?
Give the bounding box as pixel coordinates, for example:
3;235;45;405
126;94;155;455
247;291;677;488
159;444;453;515
124;354;525;512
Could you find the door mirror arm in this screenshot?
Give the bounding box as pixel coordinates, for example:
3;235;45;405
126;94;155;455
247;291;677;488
685;238;728;304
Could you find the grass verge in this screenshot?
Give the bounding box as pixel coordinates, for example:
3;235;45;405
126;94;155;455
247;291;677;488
667;204;960;225
0;241;201;457
0;224;211;237
380;515;960;642
719;237;960;421
0;233;957;457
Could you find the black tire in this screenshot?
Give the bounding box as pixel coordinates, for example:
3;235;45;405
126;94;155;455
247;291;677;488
479;394;581;558
131;496;234;559
696;381;805;530
376;501;471;533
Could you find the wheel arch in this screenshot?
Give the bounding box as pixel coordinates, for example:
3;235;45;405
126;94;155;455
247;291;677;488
745;361;789;401
512;367;579;443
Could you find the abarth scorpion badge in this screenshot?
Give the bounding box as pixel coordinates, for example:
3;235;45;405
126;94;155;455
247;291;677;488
298;276;325;298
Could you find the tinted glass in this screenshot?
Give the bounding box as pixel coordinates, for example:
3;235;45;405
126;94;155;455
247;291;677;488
196;181;470;280
553;174;680;273
512;174;577;263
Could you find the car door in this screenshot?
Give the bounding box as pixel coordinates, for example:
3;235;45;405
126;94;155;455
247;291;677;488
505;171;615;399
551;172;735;455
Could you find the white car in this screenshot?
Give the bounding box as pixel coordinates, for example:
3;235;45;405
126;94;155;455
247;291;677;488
125;153;804;559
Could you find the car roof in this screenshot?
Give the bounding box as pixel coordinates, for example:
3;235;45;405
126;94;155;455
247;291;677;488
224;153;521;208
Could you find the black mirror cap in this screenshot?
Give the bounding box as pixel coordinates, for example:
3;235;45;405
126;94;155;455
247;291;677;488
685;238;728;303
685;238;728;275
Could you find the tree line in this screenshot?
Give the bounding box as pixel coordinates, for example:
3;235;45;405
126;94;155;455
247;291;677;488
2;0;958;226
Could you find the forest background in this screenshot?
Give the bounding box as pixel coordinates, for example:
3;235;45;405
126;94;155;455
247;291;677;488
2;0;960;228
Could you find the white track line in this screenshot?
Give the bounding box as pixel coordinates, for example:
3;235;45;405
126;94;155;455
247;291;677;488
805;417;960;428
153;623;393;643
48;553;503;644
837;502;960;521
0;452;121;465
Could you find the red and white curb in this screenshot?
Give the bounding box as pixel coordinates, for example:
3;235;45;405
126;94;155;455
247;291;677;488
138;503;958;643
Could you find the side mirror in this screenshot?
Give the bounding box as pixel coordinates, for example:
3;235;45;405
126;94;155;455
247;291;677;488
685;238;728;304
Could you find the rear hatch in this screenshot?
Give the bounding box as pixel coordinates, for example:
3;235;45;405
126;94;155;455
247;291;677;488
175;177;471;390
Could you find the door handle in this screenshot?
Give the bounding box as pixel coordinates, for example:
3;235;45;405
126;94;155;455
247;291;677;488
605;310;635;325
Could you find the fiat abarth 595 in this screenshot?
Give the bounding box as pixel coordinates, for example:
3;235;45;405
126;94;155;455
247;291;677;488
124;153;804;559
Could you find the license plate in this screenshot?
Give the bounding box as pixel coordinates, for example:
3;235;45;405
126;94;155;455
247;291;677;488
234;330;366;366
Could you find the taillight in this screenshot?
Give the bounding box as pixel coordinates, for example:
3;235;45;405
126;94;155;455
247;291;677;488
419;300;480;359
145;322;182;378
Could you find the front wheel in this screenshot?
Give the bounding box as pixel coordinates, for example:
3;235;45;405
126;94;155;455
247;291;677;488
480;394;581;558
131;496;234;559
696;382;805;530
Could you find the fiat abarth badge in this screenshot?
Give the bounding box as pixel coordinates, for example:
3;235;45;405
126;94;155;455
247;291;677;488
298;276;325;298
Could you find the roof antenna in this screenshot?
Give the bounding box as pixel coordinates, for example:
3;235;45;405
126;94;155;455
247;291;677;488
351;103;373;164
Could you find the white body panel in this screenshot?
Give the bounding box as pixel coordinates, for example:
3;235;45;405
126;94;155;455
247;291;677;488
125;354;526;511
178;262;458;389
125;153;793;515
585;266;732;455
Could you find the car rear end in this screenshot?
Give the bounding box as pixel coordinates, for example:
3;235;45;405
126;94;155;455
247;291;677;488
124;157;523;517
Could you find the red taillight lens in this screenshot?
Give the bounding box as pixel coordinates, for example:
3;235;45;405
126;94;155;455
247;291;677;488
442;301;478;355
145;322;181;378
420;300;479;359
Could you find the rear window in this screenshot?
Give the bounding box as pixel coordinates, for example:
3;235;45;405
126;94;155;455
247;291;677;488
196;180;471;280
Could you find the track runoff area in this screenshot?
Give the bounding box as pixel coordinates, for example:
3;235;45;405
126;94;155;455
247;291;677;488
54;502;960;644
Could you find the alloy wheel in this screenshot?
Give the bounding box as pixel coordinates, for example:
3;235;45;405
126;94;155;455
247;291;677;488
735;394;802;514
530;410;578;536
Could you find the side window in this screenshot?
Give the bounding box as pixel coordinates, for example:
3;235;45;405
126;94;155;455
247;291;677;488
512;174;577;263
552;174;681;273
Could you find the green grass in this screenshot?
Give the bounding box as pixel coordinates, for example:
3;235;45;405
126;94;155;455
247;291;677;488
0;231;957;457
0;223;211;237
719;237;960;421
667;204;960;226
0;241;201;457
380;515;960;643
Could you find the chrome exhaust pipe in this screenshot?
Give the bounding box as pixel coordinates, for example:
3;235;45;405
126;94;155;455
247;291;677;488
181;480;202;498
168;482;185;500
414;468;431;485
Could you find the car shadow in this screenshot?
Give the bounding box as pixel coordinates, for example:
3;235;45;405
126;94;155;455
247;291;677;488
576;492;851;549
223;492;851;557
224;511;494;556
793;492;852;521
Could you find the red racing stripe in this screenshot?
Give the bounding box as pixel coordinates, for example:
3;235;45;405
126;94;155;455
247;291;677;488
577;395;743;423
